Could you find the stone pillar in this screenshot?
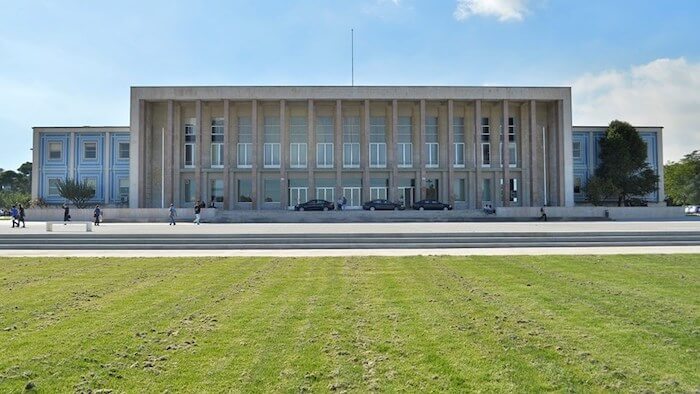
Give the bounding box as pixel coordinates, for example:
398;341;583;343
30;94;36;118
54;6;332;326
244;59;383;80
173;103;182;208
656;129;665;203
195;100;203;204
361;100;370;203
251;99;259;210
69;132;76;180
335;100;343;201
529;100;541;206
280;100;288;209
474;100;482;206
502;100;510;207
307;100;315;194
164;100;174;206
144;104;153;207
223;99;231;210
419;99;426;199
128;98;143;208
520;103;531;206
104;131;111;204
390;99;398;201
447;100;455;206
31;129;40;201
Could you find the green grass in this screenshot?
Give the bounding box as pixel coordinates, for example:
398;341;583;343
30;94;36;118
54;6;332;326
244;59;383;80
0;255;698;392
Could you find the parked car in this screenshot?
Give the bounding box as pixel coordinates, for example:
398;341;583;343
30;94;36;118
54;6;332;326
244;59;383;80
685;205;699;214
294;199;335;211
412;200;452;211
362;199;404;211
624;198;648;207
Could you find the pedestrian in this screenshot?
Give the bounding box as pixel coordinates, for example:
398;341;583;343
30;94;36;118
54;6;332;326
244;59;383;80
336;197;343;211
63;203;71;224
10;205;18;228
539;207;547;222
17;204;26;228
194;200;202;225
93;204;102;226
168;203;177;225
342;195;347;210
209;196;216;208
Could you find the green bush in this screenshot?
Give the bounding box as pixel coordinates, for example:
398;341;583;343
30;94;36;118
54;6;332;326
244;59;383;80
57;179;95;209
0;191;31;210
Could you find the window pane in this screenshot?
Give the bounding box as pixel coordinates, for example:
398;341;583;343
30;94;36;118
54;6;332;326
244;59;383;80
118;142;130;159
238;179;252;202
48;178;60;196
482;143;490;165
48;142;62;160
238;117;252;143
84;142;97;160
264;179;281;202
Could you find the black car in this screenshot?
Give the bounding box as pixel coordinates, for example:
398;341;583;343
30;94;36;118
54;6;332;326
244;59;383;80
294;199;335;211
412;199;452;210
625;198;648;207
362;199;404;211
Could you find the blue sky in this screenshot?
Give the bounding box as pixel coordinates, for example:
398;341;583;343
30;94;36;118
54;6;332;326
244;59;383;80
1;0;699;171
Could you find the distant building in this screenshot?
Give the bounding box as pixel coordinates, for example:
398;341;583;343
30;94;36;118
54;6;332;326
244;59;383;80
31;86;664;208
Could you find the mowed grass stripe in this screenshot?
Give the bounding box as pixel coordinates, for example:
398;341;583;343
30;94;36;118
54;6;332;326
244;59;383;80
0;255;698;392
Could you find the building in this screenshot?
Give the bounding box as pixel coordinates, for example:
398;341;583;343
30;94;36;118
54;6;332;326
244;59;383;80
31;86;664;209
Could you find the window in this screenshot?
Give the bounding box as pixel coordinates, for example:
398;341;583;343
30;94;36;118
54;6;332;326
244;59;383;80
184;143;195;168
211;118;224;142
48;142;62;160
184;179;195;203
370;142;387;168
370;187;387;200
509;142;517;168
454;143;465;167
453;178;466;202
118;142;130;160
290;142;308;168
84;177;97;193
481;117;490;142
343;143;360;168
184;119;196;143
316;187;334;202
508;117;516;142
343;117;360;168
290;117;308;168
83;142;97;160
426;117;439;168
573;141;582;159
316;116;334;168
482;178;492;202
237;143;252;168
237;179;252;202
211;143;224;168
48;178;60;196
397;143;413;167
264;143;281;168
238;117;252;168
574;176;582;194
316;143;334;168
118;178;129;200
264;179;281;203
481;143;490;167
210;179;224;203
426;143;439;168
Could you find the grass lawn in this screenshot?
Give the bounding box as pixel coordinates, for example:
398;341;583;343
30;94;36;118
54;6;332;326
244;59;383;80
0;255;698;392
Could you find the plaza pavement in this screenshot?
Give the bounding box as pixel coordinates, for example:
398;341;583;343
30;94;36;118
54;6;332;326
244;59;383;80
1;219;698;256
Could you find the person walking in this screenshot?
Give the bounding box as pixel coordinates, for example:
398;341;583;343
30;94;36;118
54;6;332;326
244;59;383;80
10;205;18;228
342;195;347;210
17;204;26;228
194;200;202;225
539;207;548;222
168;203;177;225
63;203;71;224
93;205;102;226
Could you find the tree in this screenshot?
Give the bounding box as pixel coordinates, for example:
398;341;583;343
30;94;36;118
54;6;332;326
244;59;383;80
664;150;700;205
583;176;615;206
0;162;31;193
595;120;659;206
56;179;95;208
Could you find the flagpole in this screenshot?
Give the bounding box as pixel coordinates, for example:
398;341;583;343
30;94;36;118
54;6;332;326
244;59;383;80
351;28;354;86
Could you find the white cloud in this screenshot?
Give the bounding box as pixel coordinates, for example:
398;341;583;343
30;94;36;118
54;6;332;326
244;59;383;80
571;57;700;163
453;0;528;22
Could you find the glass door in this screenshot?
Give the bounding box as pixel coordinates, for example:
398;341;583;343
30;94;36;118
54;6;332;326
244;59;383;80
342;187;361;208
289;187;308;207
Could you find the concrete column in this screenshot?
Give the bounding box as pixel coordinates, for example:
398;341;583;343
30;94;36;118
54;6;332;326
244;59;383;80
307;100;315;194
520;103;531;206
474;100;482;206
173;103;181;208
128;98;142;208
656;129;665;203
561;97;574;207
280;100;288;209
251;99;259;210
335;100;343;200
223;99;231;209
69;131;76;181
390;99;398;201
419;99;426;199
502;100;510;207
144;104;152;207
361;100;370;203
529;100;541;206
195;100;203;204
164;100;174;206
447;100;455;206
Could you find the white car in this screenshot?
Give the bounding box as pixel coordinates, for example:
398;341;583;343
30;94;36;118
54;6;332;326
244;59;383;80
685;205;699;214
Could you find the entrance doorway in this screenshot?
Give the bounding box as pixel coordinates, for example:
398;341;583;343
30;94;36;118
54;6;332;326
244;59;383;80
289;187;308;207
343;187;361;208
316;187;334;202
398;186;414;208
